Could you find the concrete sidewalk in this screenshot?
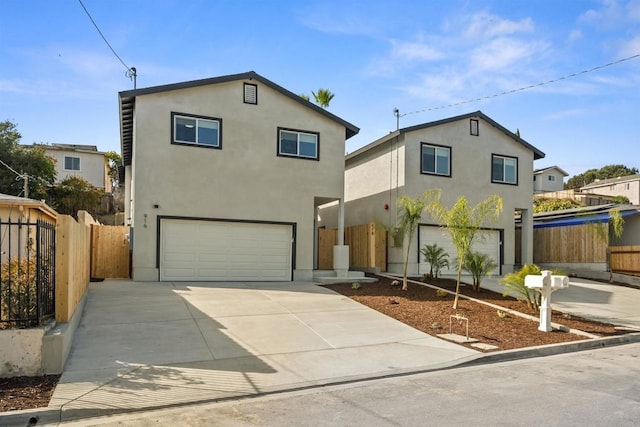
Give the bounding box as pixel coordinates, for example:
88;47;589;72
478;274;640;330
40;280;479;423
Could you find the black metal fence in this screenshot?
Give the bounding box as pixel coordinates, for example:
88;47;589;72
0;218;56;327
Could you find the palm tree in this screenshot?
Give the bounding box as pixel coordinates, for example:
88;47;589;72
420;243;450;279
427;191;503;309
462;251;497;292
312;88;335;109
397;193;436;290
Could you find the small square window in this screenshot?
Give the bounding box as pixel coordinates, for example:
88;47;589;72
625;183;630;190
492;154;518;185
421;143;451;176
470;119;479;136
244;83;258;105
172;112;221;149
548;175;555;181
277;128;319;160
64;156;80;171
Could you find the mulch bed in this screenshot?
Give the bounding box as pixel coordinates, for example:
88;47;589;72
323;275;626;352
0;375;59;412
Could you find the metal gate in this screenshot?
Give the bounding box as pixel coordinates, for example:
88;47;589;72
0;218;56;327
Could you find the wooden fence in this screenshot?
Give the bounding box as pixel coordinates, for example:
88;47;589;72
91;225;130;279
610;246;640;275
318;223;387;271
56;215;91;323
533;223;607;264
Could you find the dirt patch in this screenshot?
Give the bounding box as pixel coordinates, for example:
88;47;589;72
324;275;625;352
0;375;59;412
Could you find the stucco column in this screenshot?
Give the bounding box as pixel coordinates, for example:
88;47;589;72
521;208;533;265
337;198;345;246
333;198;349;277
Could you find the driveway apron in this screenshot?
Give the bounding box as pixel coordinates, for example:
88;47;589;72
50;280;477;420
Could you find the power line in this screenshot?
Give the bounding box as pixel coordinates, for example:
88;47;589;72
77;0;137;88
401;52;640;118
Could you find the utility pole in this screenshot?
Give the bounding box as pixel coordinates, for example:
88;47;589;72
23;174;28;198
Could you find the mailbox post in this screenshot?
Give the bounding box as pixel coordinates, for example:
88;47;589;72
524;270;569;332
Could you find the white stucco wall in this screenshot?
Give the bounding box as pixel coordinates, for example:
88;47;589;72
534;169;565;193
582;179;640;205
45;149;107;190
129;79;347;281
338;115;536;276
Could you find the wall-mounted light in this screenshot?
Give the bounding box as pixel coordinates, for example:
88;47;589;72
384;204;389;210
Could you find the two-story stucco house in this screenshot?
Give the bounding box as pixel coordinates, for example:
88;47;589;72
533;166;568;193
580;174;640;205
119;71;358;282
38;144;111;192
320;111;544;276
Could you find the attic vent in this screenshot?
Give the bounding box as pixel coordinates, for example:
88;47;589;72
244;83;258;105
470;119;479;136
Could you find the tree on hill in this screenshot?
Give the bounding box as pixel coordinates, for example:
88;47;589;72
566;164;639;190
48;176;104;217
0;120;56;200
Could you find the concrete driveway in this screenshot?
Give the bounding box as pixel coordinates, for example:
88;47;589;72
50;280;478;421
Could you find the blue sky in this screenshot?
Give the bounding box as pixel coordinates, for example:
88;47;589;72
1;0;639;179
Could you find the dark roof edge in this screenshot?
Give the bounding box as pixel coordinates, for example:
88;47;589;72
119;71;359;140
346;111;545;162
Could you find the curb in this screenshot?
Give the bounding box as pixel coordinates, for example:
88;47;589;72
2;332;640;427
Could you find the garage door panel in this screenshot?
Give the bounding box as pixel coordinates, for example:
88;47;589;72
160;219;293;281
418;226;500;276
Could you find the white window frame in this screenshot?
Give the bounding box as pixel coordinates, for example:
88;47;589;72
172;112;221;148
64;156;81;171
548;175;555;181
277;128;319;160
420;143;451;177
492;154;518;185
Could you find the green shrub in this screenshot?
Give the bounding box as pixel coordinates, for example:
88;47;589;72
420;243;450;279
462;251;497;292
500;264;565;311
0;256;38;325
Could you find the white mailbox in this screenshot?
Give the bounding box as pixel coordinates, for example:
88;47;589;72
525;270;569;332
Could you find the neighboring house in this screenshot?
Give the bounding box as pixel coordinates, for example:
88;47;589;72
320;111;545;276
119;71;359;282
0;193;57;260
38;143;111;192
580;174;640;205
533;165;567;193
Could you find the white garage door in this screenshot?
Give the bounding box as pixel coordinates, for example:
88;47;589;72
160;219;293;281
418;225;501;275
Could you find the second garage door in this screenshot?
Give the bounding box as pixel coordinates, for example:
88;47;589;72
418;225;501;276
160;219;293;281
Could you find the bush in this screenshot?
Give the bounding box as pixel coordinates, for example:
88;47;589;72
462;251;497;292
420;243;450;279
500;264;565;311
0;256;38;325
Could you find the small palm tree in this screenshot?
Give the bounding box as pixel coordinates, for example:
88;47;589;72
397;193;436;290
312;88;335;109
462;251;497;292
299;93;310;101
420;243;450;279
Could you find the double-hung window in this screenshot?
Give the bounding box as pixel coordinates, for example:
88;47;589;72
421;143;451;176
64;156;80;171
278;128;319;160
492;154;518;185
172;112;221;148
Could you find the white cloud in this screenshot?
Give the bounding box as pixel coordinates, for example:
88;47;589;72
568;29;583;42
579;0;640;28
464;12;534;39
470;38;548;72
542;108;590;120
391;40;443;61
